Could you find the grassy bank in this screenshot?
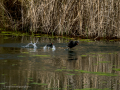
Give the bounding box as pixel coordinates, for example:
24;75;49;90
0;0;120;39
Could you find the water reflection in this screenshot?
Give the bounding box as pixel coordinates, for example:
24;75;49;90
26;47;37;52
68;50;78;60
0;35;120;90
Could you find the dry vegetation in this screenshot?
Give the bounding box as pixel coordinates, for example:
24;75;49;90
0;0;120;39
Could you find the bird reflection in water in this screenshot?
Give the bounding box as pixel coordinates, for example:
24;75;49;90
68;50;78;60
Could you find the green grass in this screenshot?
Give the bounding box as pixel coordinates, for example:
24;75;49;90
12;64;17;66
55;68;117;76
66;74;75;75
66;69;73;71
0;31;30;37
98;61;111;63
28;78;33;79
31;55;50;57
74;88;110;90
62;67;66;68
31;82;47;85
4;60;7;62
17;55;26;57
35;36;41;37
12;84;17;85
80;39;93;42
0;82;6;84
81;55;87;57
112;68;120;71
21;52;29;54
46;88;62;89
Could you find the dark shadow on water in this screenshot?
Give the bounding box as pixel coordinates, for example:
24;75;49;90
68;50;78;60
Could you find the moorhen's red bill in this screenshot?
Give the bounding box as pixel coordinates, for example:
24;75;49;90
68;41;79;48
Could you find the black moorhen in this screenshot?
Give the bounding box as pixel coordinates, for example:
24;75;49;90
47;43;53;48
68;41;79;48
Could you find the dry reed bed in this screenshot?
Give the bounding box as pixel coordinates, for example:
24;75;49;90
0;0;120;39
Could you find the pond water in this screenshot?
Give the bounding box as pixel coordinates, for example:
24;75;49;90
0;34;120;90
